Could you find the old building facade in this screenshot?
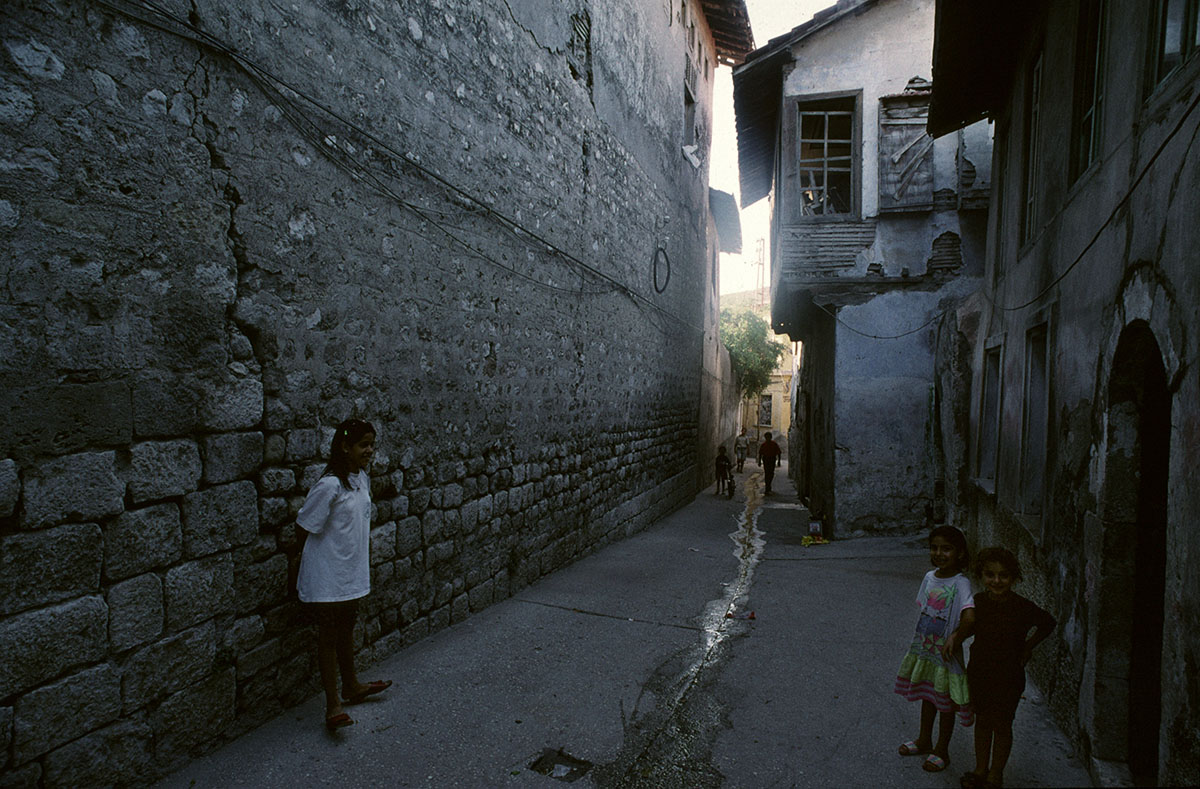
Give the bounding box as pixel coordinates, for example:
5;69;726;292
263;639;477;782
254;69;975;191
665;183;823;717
930;0;1200;784
733;0;990;535
0;0;750;782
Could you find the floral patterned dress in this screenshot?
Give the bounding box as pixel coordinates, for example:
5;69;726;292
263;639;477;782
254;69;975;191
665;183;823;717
894;569;975;726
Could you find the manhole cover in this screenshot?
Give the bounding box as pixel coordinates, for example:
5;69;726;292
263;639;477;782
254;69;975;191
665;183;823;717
528;748;592;782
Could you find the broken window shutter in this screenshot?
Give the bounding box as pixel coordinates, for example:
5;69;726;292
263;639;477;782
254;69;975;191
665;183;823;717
878;89;934;212
781;99;801;222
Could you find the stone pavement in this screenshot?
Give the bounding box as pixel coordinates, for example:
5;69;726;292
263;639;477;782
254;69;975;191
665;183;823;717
159;466;1091;788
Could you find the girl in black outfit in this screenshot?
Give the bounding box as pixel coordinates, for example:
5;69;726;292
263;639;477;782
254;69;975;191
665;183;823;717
961;547;1056;789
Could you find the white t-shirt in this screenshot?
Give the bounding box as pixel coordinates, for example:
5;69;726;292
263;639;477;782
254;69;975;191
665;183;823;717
296;471;371;603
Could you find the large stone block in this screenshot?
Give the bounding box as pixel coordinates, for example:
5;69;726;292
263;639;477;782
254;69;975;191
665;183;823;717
0;458;18;517
41;719;153;789
108;573;164;652
285;428;322;462
259;467;295;494
122;621;215;712
20;451;123;528
260;496;289;530
12;664;121;764
201;432;264;484
152;668;235;769
132;371;203;438
421;510;443;543
0;523;102;615
397;516;422;555
371;521;396;563
104;503;182;581
164;553;235;630
3;382;132;461
0;596;108;699
233;553;287;614
221;616;265;665
201;378;264;431
128;439;202;503
236;637;280;680
180;481;258;557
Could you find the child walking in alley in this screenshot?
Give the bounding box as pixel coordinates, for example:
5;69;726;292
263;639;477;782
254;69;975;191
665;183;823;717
296;418;392;731
714;445;734;497
961;547;1056;789
895;525;975;773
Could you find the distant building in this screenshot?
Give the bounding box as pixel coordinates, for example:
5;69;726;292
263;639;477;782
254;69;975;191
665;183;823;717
721;288;795;456
733;0;990;533
930;1;1200;784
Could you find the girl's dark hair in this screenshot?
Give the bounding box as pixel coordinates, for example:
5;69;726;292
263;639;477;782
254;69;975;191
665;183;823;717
929;525;970;573
324;419;376;490
975;546;1023;581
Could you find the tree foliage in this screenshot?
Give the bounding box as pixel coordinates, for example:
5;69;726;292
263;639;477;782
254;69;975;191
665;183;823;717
719;308;787;399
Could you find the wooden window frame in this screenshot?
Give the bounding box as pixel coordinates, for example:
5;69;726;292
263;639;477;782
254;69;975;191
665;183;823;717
991;120;1010;288
1150;0;1200;87
976;337;1005;494
1071;0;1108;182
1020;320;1052;521
1019;49;1043;247
780;90;863;223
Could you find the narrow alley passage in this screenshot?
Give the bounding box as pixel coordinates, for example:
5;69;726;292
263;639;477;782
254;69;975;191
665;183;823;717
159;468;1089;788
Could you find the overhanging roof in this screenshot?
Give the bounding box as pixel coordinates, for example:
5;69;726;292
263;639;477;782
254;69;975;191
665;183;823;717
701;1;755;66
709;188;743;253
731;0;878;207
927;0;1042;137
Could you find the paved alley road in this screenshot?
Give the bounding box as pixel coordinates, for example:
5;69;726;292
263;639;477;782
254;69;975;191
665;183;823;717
160;469;1090;788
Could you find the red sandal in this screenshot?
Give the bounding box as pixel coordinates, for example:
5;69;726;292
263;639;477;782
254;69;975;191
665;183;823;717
342;679;392;705
324;712;354;731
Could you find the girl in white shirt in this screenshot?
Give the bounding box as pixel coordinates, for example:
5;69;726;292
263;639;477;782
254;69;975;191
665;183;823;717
296;418;391;731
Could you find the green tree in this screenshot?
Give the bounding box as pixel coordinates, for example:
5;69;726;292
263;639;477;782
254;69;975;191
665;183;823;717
719;308;787;399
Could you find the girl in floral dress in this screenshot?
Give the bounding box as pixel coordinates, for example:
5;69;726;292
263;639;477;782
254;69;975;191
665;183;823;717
894;525;976;772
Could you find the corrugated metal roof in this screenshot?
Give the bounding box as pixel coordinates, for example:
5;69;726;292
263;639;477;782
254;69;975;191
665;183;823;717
709;188;743;253
700;0;756;66
732;0;879;207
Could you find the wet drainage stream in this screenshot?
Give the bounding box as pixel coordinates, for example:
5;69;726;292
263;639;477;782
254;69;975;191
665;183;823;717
590;473;767;787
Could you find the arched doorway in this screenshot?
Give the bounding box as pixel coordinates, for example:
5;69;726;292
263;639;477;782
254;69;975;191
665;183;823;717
1095;321;1170;786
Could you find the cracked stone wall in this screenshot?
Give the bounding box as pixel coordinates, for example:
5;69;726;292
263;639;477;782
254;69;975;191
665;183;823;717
958;2;1200;782
0;0;728;782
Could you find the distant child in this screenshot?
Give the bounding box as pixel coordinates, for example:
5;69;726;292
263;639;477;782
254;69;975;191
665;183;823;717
895;525;975;773
296;418;392;731
714;445;734;497
734;428;749;472
961;547;1056;789
757;432;781;494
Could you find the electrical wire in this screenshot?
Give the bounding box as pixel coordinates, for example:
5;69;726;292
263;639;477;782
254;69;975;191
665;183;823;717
806;82;1200;340
91;0;701;330
982;77;1200;313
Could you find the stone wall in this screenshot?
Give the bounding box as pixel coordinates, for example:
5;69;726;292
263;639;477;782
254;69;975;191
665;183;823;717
957;2;1200;782
0;0;730;783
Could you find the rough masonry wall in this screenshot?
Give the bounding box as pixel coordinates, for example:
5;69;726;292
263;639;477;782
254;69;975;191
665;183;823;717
0;0;720;782
960;2;1200;781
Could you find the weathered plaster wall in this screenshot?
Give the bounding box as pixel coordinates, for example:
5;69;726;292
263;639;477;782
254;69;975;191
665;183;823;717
781;0;935;219
0;0;728;782
699;216;740;486
834;277;980;532
777;0;988;534
962;2;1200;783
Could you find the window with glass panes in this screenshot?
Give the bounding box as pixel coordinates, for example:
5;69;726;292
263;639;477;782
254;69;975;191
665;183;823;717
1071;0;1106;181
1020;51;1043;246
1153;0;1200;86
797;103;854;215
